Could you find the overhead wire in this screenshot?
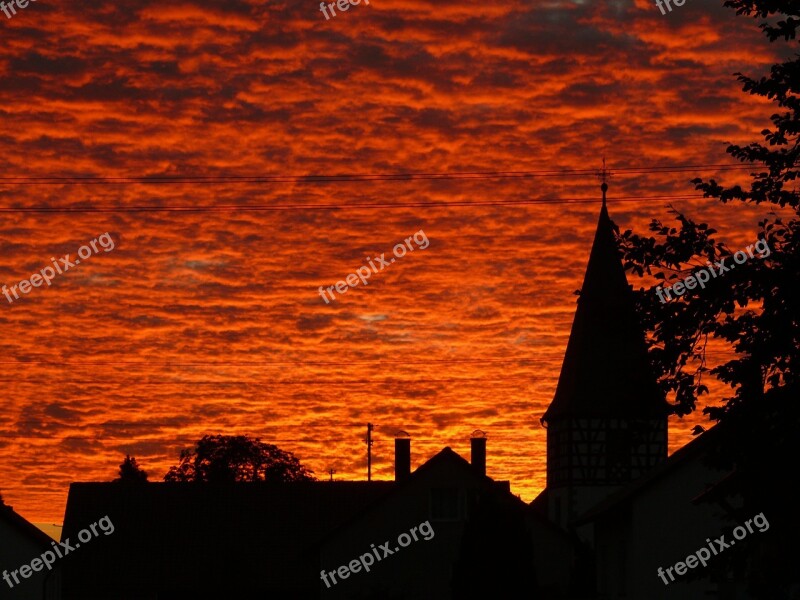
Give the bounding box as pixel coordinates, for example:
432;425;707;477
0;195;716;213
0;162;755;185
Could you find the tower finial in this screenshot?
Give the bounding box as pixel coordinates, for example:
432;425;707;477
596;157;611;207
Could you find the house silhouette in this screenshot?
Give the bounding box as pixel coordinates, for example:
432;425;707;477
61;440;576;599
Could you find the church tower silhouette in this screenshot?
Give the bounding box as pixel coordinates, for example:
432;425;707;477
541;180;669;528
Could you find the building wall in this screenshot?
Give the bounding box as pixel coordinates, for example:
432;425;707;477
524;511;575;598
319;462;476;599
550;484;619;535
0;518;60;600
595;457;745;600
547;417;667;532
319;456;575;599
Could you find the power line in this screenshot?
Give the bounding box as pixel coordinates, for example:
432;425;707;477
0;428;540;441
0;352;737;368
0;357;565;367
0;428;692;443
0;163;754;185
0;377;542;384
0;194;713;214
0;427;557;440
0;436;343;444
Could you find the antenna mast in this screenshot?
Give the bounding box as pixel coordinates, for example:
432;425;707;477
366;423;374;481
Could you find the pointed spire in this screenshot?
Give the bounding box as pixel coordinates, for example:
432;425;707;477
542;177;666;424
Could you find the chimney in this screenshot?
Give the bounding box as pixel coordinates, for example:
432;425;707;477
394;431;411;482
471;430;487;476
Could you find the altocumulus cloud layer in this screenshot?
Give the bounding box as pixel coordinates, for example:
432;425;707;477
0;0;789;521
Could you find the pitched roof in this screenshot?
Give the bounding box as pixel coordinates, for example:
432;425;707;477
317;447;511;546
61;480;394;597
543;200;667;422
0;503;55;547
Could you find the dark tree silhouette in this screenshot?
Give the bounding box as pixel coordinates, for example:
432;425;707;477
618;0;799;421
618;2;799;596
164;434;315;483
115;455;149;483
617;0;799;470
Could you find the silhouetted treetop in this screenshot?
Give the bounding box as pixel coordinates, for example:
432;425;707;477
164;434;315;483
115;455;149;483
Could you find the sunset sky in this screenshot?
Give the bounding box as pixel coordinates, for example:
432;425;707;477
0;0;792;526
